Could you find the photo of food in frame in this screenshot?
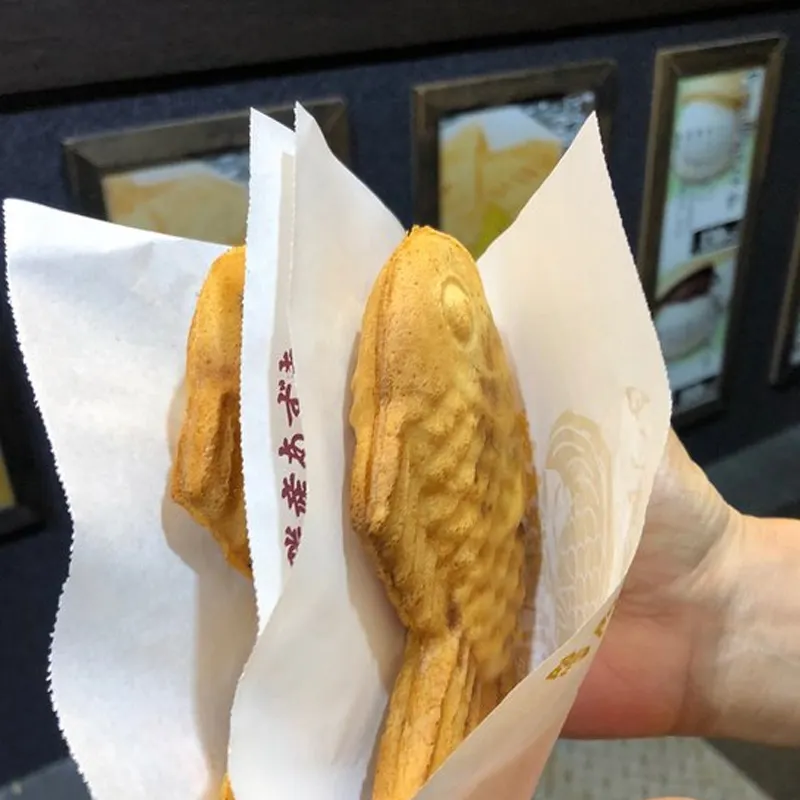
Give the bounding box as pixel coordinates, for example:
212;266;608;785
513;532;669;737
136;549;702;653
654;65;768;415
791;317;800;367
438;90;596;258
658;67;766;270
769;206;800;387
102;151;250;246
63;98;349;249
0;445;15;512
654;248;737;413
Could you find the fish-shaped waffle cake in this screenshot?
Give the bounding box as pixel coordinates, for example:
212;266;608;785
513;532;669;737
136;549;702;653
170;246;252;800
219;774;235;800
349;226;537;800
171;246;251;579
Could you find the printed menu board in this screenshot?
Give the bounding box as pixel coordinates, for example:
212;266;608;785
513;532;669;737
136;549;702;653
103;151;250;247
438;91;596;259
0;445;15;511
791;314;800;368
651;66;767;417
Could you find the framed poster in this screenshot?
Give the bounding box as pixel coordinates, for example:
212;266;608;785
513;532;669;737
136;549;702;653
0;446;14;511
413;61;617;259
638;35;785;427
63;97;350;247
0;419;40;540
770;210;800;387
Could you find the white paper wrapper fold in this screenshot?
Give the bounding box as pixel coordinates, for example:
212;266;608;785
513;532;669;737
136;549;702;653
228;107;670;800
4;103;670;800
4;205;257;798
239;110;298;630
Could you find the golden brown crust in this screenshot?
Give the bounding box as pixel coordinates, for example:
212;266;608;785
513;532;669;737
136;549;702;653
171;247;252;799
349;227;537;800
170;245;251;578
372;631;462;800
428;634;475;774
219;773;235;800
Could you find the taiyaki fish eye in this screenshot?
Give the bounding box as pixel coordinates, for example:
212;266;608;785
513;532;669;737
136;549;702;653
440;276;474;345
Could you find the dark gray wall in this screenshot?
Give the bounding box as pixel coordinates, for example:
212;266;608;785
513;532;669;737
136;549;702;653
1;7;799;786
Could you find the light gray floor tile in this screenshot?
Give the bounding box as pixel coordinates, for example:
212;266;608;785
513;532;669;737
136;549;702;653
0;760;87;799
535;738;773;799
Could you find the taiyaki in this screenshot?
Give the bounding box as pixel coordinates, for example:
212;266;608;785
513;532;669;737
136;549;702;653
349;226;537;800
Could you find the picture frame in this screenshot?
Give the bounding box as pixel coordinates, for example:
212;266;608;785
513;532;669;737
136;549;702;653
63;97;350;246
412;60;617;259
0;465;39;540
0;393;41;541
769;209;800;387
637;35;786;428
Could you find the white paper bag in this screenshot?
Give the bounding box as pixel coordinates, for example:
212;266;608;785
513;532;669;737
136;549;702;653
239;109;300;630
4;204;256;798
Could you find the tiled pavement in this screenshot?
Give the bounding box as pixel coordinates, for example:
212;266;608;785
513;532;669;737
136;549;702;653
0;738;777;800
535;739;776;800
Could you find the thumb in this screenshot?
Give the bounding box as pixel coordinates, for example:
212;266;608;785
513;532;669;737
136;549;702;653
641;427;735;574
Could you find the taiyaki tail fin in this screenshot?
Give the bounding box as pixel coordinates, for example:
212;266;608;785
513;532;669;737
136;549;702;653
170;246;251;578
465;645;524;735
219;773;234;799
466;675;496;733
372;629;475;800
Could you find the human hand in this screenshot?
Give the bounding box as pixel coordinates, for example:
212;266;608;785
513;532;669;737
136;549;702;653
563;427;800;745
563;428;737;739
